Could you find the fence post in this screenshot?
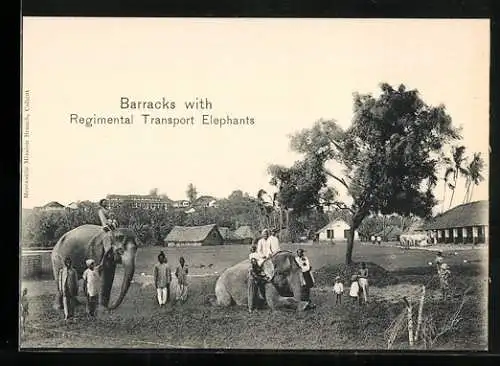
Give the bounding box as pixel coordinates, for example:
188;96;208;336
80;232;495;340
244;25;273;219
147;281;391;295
403;296;414;347
415;285;426;343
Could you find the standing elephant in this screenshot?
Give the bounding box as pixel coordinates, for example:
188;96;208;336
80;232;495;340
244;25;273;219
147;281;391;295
213;251;309;311
51;224;138;311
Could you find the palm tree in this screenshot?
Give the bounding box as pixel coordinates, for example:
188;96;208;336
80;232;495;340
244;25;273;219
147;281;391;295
448;145;468;209
463;152;485;203
441;156;455;213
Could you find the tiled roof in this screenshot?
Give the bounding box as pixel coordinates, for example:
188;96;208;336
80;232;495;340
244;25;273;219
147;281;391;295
424;200;488;230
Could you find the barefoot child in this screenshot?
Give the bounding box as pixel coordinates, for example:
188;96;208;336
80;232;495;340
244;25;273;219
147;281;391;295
333;276;344;305
349;274;361;305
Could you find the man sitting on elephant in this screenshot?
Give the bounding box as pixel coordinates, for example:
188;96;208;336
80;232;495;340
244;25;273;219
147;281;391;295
97;198;118;255
257;229;280;261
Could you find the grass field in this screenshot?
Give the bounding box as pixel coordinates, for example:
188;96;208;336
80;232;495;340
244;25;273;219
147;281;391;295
20;242;488;350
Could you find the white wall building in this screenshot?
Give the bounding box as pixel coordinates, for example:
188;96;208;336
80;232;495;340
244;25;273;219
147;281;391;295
315;219;359;242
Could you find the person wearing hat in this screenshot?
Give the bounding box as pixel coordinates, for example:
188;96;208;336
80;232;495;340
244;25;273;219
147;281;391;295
438;263;452;300
295;249;315;306
333;276;344;305
82;258;101;317
58;256;79;321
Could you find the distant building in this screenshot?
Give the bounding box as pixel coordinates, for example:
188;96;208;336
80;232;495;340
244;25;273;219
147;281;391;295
164;224;224;247
218;226;243;244
36;201;66;211
106;194;171;210
193;196;218;208
67;202;80;210
424;200;488;244
233;225;255;244
172;200;191;208
315;219;359;242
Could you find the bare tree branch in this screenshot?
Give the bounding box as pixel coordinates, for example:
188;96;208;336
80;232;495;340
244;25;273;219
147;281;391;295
325;134;344;152
331;201;355;215
325;170;350;190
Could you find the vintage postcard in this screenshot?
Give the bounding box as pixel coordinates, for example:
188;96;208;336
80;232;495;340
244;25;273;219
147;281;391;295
20;18;489;350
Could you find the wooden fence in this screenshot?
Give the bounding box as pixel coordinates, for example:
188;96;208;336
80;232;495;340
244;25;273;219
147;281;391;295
21;250;53;279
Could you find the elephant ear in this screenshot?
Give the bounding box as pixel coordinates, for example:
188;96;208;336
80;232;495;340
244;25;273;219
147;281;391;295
86;232;105;263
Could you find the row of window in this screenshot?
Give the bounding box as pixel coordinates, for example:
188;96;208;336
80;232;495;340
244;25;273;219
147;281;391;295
325;229;351;239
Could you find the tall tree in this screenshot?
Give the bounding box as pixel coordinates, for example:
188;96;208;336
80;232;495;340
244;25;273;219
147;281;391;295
186;183;198;203
268;156;332;241
149;188;159;196
464;152;485;203
447;145;468;208
441;156;455;213
279;83;460;264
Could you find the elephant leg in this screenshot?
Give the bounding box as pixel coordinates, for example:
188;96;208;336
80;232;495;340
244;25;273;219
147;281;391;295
53;292;63;310
264;284;308;312
51;255;63;310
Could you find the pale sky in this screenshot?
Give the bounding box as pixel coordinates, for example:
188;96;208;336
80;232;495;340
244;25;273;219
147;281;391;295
21;18;489;211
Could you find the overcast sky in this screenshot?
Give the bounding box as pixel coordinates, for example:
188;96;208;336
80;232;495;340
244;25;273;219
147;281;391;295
22;18;489;211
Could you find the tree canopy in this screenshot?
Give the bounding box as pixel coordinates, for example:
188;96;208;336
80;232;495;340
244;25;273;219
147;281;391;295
271;83;462;263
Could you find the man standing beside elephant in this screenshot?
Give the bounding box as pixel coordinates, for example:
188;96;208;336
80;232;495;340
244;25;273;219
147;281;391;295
83;259;101;317
58;257;79;322
295;249;316;308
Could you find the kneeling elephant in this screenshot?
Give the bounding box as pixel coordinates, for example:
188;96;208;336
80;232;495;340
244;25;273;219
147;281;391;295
213;251;309;311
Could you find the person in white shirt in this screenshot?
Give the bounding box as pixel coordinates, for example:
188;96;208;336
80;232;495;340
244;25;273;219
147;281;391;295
333;276;344;305
268;228;281;254
349;274;362;306
82;259;101;317
376;236;382;245
257;229;279;261
370;235;376;244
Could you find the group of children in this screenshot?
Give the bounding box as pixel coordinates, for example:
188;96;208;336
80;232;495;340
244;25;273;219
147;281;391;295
332;262;370;306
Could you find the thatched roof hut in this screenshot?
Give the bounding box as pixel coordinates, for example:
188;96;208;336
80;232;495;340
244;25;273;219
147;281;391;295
164;224;224;247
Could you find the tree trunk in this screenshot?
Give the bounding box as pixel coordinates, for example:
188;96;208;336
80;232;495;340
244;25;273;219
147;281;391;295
345;211;366;265
448;172;457;209
442;181;447;213
469;184;475;203
279;208;283;230
463;179;470;204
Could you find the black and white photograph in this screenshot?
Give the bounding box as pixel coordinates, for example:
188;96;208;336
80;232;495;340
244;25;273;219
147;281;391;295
20;18;489;350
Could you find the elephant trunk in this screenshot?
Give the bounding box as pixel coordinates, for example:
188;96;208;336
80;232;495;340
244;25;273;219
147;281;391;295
107;245;136;310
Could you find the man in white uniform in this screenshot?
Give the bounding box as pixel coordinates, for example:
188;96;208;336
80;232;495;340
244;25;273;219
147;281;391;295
268;228;281;254
257;229;280;261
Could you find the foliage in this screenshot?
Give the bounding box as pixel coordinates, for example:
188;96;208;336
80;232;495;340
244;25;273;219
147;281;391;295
463;152;485;204
186;183;198;203
275;83;461;263
21;190;266;248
